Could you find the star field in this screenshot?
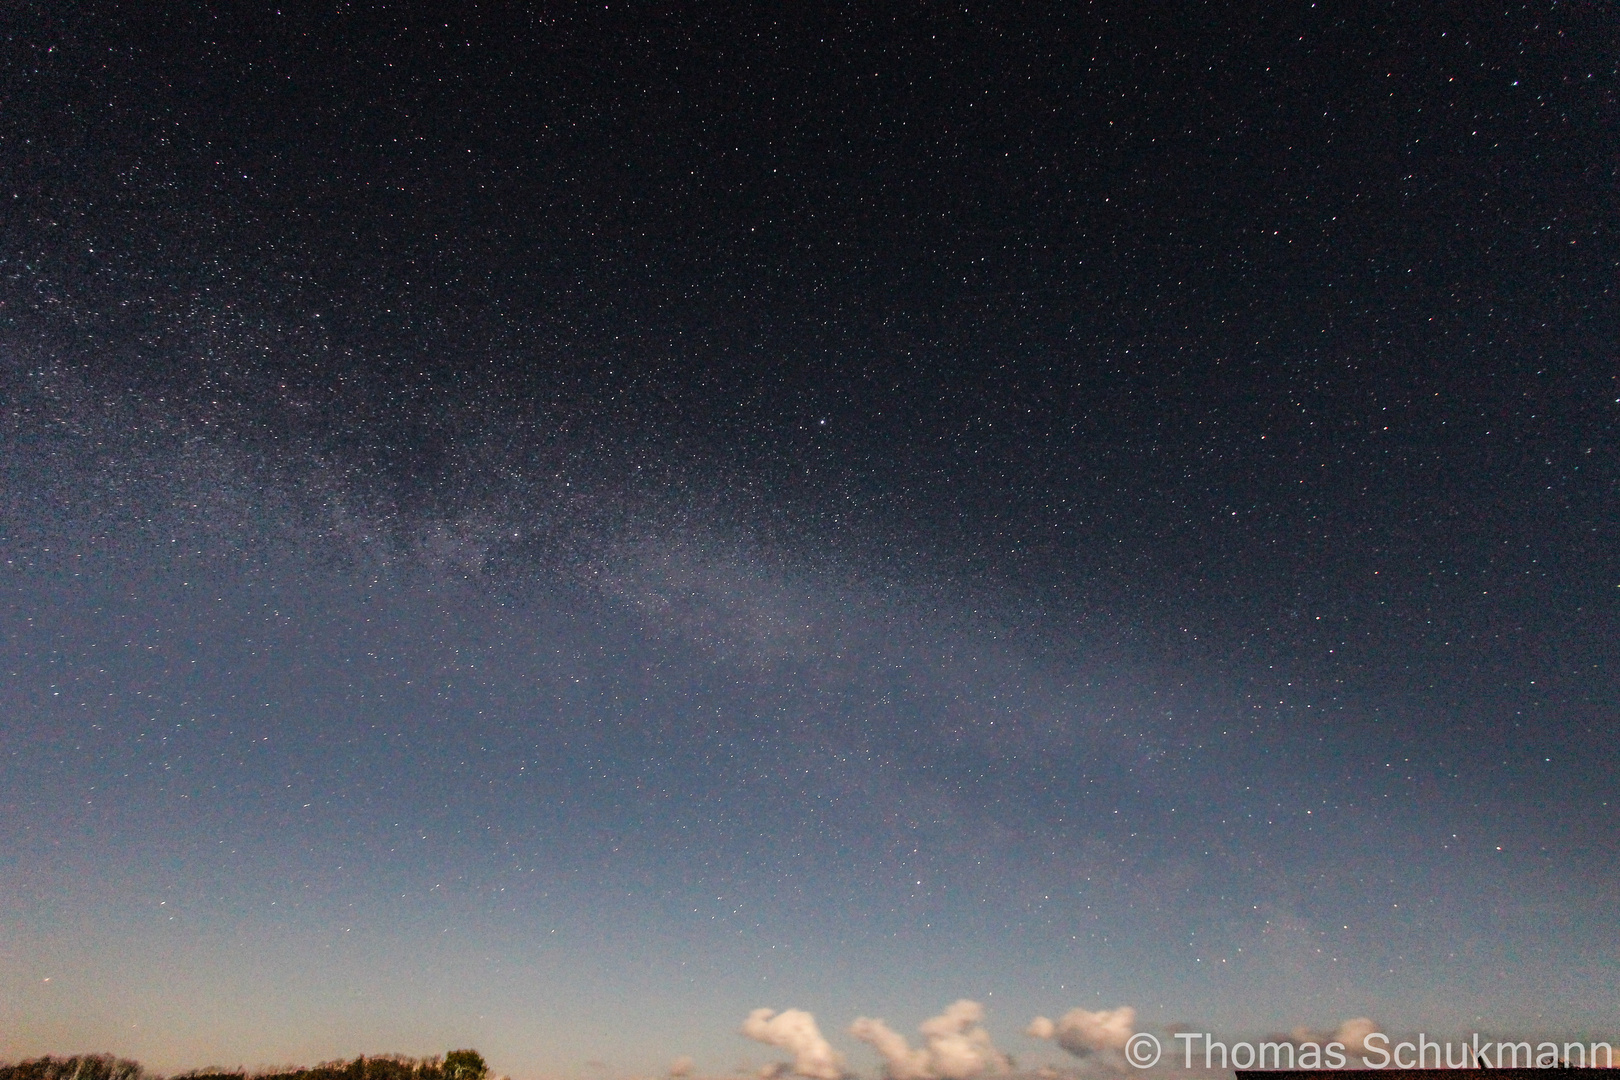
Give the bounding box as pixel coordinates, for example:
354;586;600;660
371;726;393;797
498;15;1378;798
1;2;1616;1078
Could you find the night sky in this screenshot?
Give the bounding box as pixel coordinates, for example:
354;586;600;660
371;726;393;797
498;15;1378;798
2;2;1617;1078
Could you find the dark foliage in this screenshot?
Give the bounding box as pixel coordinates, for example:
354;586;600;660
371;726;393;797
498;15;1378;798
3;1055;491;1080
442;1053;487;1080
0;1058;146;1080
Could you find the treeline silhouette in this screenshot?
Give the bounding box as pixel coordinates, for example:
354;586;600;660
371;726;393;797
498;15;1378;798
0;1051;493;1080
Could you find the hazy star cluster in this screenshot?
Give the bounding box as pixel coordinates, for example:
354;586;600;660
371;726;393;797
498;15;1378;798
1;2;1616;1079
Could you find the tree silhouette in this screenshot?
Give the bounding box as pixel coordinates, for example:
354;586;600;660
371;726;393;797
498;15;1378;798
442;1053;487;1080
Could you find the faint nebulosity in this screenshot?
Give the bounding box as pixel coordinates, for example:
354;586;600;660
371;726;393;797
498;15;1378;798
1;3;1615;1079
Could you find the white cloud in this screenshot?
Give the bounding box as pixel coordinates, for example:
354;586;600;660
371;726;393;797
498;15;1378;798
849;1018;933;1080
742;1008;848;1080
851;1000;1012;1080
1024;1007;1136;1058
670;1057;696;1078
1289;1018;1377;1055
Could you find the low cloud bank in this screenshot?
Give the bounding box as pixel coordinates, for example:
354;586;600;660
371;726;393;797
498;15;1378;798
850;1000;1012;1080
1024;1008;1136;1059
742;1008;848;1080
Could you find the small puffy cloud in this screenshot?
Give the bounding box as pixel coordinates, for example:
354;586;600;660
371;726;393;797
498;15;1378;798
1025;1007;1136;1058
742;1008;848;1080
670;1058;696;1079
1332;1018;1377;1055
1289;1018;1377;1055
919;1001;1013;1080
849;1018;932;1080
851;1000;1012;1080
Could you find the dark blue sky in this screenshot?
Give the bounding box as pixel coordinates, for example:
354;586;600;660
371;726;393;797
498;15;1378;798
2;2;1616;1077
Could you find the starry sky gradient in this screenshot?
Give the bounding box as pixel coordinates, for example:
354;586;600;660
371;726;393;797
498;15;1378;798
2;2;1617;1078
